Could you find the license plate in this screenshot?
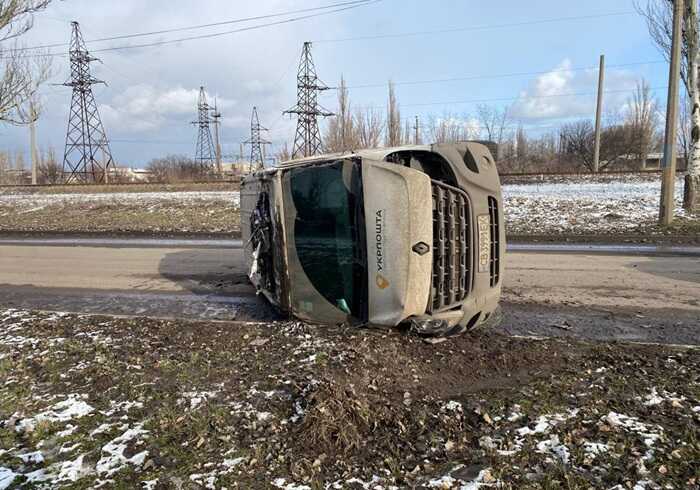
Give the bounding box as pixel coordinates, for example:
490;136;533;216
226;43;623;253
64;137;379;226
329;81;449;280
477;214;490;272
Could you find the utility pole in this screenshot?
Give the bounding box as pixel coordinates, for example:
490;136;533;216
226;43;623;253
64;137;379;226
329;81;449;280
29;106;38;185
660;0;684;225
413;115;421;145
61;21;115;184
210;98;223;176
284;42;334;158
592;54;605;173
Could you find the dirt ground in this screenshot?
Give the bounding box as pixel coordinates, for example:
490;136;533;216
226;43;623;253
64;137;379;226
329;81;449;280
0;182;239;195
1;309;698;489
0;191;240;235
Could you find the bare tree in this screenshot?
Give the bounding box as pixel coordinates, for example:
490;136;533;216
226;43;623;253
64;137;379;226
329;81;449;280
146;155;203;183
427;112;479;144
476;104;510;144
324;75;357;152
515;126;528;160
428;114;460;143
685;0;700;210
627;79;660;168
562;117;636;171
38;145;61;183
402;118;411;145
0;1;52;125
355;106;383;148
14;150;24;170
637;0;699;210
679;91;692;162
276;142;291;163
561;120;595;169
504;130;560;173
0;150;6;183
386;80;401;147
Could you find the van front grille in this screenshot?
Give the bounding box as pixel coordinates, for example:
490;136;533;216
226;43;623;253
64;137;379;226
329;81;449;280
488;196;500;287
430;181;471;312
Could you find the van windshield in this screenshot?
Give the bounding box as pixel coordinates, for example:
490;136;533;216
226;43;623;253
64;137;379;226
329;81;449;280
289;160;368;321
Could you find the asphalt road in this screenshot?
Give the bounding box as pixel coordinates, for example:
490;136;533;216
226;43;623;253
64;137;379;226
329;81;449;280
0;238;698;344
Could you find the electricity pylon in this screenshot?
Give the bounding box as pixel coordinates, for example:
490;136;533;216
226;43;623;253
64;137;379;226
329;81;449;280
284;42;333;158
192;86;216;169
244;106;270;172
62;21;115;184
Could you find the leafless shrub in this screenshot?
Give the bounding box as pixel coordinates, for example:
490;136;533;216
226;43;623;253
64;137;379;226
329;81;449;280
146;154;210;183
298;380;374;456
38;146;61;183
559;118;637;172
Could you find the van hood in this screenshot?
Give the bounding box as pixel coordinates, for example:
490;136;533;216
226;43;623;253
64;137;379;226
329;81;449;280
362;160;433;325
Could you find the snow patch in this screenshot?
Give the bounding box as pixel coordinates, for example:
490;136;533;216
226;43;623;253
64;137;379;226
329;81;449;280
536;435;570;464
427;468;496;489
101;400;144;417
16;394;94;432
443;400;463;412
95;424;149;477
55;454;93;482
17;451;44;464
272;478;312;490
515;409;579;437
583;442;610;456
0;467;18;490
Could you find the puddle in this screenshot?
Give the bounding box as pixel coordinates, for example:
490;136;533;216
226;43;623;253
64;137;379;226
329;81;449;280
0;286;279;322
507;243;700;257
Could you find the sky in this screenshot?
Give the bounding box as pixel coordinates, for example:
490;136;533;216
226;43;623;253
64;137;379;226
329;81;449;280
0;0;670;167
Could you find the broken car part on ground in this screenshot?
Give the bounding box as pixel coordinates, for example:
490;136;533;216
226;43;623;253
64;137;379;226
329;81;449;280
241;142;505;335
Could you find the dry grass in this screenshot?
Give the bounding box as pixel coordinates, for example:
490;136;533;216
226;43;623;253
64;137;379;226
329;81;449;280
298;380;374;456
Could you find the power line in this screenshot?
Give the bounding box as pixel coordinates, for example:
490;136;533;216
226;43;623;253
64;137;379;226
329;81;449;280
329;61;666;90
111;139;191;145
16;0;373;51
363;86;667;109
314;11;635;43
15;1;378;58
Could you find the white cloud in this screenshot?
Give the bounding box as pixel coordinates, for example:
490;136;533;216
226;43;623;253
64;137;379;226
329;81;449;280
99;85;236;133
510;59;639;121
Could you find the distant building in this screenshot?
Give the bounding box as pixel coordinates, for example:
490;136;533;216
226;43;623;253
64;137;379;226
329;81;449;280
221;161;252;176
107;167;152;182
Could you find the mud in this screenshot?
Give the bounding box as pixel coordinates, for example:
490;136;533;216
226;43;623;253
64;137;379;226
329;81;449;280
500;301;700;346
